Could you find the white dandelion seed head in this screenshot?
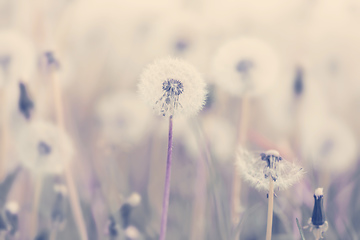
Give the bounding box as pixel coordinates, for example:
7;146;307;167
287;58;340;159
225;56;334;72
16;121;74;175
300;117;357;174
315;188;324;198
211;36;280;97
95;91;153;150
0;30;36;87
5;201;19;214
138;57;207;117
236;147;304;192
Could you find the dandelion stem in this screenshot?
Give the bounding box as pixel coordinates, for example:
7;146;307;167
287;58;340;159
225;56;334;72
32;177;43;237
0;90;8;183
159;115;173;240
51;70;88;240
231;97;249;225
266;177;274;240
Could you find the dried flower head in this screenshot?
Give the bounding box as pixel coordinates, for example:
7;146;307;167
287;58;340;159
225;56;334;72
16;121;74;175
236;148;304;192
304;188;328;239
138;57;207;117
211;37;280;97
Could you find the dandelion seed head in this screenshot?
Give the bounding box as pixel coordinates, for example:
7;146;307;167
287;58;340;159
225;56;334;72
301;117;357;173
16;121;74;175
138;57;207;117
95;91;152;150
236;147;304;192
211;37;280;97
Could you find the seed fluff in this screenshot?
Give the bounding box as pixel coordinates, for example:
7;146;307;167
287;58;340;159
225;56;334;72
138;57;207;117
236;148;305;192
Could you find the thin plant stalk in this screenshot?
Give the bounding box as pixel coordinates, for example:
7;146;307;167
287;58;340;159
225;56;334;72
0;90;8;182
159;115;174;240
296;218;305;240
51;70;88;240
31;177;43;237
190;145;206;240
266;177;274;240
231;96;249;225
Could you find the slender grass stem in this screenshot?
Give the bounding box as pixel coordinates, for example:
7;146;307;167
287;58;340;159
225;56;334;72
266;177;274;240
159;115;173;240
296;218;305;240
52;70;88;240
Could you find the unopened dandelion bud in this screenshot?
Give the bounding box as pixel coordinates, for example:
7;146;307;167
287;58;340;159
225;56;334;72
312;188;325;226
44;51;60;69
5;201;19;235
138;57;207;117
305;188;328;239
51;184;68;224
106;216;118;238
34;230;50;240
0;214;7;231
18;81;34;120
294;67;304;96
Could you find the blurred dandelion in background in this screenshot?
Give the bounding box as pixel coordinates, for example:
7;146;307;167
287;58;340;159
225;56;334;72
0;0;360;239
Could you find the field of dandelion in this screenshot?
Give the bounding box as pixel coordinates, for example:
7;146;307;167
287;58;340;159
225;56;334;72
1;0;360;239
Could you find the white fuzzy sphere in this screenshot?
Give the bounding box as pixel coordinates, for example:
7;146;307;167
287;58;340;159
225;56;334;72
300;117;357;174
138;57;207;117
211;36;280;97
95;91;152;150
16;121;74;175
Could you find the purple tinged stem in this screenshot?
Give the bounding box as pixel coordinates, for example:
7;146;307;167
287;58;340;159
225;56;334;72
159;115;173;240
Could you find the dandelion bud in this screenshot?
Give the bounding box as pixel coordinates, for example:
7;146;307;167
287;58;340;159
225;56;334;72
34;230;50;240
119;203;132;229
312;188;325;226
5;201;19;235
294;67;304;96
0;214;7;231
138;57;207;117
305;188;328;239
51;184;68;225
106;216;118;238
18;81;34;120
211;37;280;97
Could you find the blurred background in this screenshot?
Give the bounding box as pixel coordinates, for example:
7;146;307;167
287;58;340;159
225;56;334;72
1;0;360;239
